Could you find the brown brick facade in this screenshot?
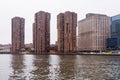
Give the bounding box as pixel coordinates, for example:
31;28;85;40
57;11;77;53
33;11;50;54
11;17;25;53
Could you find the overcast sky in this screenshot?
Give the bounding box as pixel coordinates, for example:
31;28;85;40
0;0;120;44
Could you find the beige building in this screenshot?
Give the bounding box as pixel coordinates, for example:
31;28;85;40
57;11;77;52
78;13;110;51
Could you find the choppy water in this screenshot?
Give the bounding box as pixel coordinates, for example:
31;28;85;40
0;54;120;80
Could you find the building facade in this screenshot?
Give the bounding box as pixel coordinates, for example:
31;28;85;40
111;14;120;38
78;13;110;51
57;11;77;52
106;14;120;50
106;38;120;50
11;17;25;53
33;11;50;54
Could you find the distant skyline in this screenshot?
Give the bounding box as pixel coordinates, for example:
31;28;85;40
0;0;120;44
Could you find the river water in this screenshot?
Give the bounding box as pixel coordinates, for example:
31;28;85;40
0;54;120;80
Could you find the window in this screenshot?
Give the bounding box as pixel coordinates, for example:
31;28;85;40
66;23;69;32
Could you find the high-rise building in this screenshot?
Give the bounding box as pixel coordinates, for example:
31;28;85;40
33;11;50;54
111;14;120;38
78;13;110;51
106;14;120;50
11;17;25;53
57;11;77;52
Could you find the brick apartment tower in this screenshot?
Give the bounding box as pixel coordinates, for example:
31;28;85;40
57;11;77;52
78;13;110;51
33;11;50;54
11;17;25;53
